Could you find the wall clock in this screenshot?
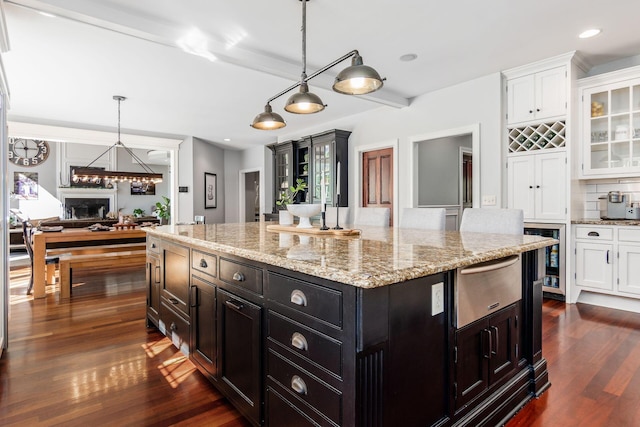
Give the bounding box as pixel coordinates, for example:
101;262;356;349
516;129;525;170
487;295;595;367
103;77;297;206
8;138;50;167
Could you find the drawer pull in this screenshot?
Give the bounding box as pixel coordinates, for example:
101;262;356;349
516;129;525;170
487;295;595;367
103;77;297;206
225;299;244;311
169;297;179;305
232;272;245;282
200;259;208;268
291;332;308;351
170;322;177;332
291;375;308;395
151;242;157;249
588;231;600;237
290;289;308;307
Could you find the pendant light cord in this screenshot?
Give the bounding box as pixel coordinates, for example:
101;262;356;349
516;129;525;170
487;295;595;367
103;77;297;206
301;0;307;82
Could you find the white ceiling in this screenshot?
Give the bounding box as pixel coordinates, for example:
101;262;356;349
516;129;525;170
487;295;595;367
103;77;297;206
3;0;640;150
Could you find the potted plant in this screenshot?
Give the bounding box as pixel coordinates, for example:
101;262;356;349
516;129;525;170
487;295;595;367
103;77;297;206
133;208;145;218
276;179;307;225
154;196;170;225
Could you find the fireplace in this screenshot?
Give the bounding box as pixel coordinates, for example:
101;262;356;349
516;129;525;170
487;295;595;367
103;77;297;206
65;197;110;219
58;188;117;220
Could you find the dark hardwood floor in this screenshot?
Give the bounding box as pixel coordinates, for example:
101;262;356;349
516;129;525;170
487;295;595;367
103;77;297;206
3;263;640;426
0;263;250;427
507;299;640;426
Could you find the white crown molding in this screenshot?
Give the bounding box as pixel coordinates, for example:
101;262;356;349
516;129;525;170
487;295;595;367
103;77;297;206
8;121;183;149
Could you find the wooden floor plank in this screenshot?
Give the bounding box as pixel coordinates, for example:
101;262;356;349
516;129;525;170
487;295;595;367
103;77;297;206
0;264;250;427
4;265;640;426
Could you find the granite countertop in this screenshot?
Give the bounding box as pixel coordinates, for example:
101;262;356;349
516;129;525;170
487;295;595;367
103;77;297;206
572;219;640;226
146;223;555;289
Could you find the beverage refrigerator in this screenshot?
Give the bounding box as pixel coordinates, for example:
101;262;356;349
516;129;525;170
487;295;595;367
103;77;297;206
524;223;565;300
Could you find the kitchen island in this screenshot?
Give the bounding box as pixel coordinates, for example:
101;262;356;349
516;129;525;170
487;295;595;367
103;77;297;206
145;222;555;427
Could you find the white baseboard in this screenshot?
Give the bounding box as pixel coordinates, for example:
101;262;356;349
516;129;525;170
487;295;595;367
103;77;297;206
576;291;640;314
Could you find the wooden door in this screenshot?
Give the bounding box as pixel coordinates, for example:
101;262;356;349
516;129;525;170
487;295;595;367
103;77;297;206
362;148;393;225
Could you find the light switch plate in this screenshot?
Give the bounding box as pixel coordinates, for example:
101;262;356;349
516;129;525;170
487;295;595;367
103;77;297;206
432;282;444;316
482;195;497;206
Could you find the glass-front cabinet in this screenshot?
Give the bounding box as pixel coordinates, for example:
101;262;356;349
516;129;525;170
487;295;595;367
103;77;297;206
580;72;640;177
268;130;350;216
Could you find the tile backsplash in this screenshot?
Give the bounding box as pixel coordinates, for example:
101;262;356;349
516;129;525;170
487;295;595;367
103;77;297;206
583;181;640;219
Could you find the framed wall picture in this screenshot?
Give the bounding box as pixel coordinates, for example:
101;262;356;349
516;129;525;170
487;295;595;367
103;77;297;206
205;172;217;209
130;181;156;195
14;171;38;200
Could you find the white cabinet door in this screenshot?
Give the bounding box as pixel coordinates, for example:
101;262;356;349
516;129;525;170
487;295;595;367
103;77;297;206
507;75;535;125
507;66;566;125
618;244;640;295
507;155;535;219
576;242;614;290
535;151;566;220
507;152;566;221
535;67;567;120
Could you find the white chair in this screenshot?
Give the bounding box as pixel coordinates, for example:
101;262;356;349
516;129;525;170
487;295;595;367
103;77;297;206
399;208;446;231
353;207;390;227
459;208;523;235
324;207;350;228
194;215;205;224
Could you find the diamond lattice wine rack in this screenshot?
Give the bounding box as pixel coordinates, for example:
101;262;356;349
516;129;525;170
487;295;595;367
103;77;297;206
508;121;566;153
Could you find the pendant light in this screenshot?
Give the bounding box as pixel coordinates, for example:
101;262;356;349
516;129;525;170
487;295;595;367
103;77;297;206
250;0;385;130
72;96;163;184
284;0;325;114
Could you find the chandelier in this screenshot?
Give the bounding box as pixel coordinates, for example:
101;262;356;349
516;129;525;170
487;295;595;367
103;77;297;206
251;0;385;130
72;96;163;184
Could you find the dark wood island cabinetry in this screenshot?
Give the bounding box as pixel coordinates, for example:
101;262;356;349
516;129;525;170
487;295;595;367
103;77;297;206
145;223;554;427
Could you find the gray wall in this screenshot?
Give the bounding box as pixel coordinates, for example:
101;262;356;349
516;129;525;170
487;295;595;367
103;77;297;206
193;137;225;223
417;134;472;206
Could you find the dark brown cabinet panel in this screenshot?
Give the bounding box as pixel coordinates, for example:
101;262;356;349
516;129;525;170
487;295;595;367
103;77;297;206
217;289;262;426
161;242;190;317
190;276;217;380
454;303;519;410
146;253;161;327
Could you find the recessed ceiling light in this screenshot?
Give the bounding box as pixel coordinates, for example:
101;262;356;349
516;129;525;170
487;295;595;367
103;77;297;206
38;11;56;18
399;53;418;62
579;28;601;39
224;138;231;142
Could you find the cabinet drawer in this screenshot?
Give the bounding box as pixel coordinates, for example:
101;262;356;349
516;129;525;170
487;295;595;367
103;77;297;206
267;387;318;427
159;301;190;354
147;236;160;254
268;272;342;328
192;249;217;278
575;226;613;241
619;227;640;243
268;311;342;377
220;258;263;295
268;350;342;425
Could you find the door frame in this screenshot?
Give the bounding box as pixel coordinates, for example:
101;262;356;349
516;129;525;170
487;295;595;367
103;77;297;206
409;123;481;209
238;167;264;223
354;139;399;225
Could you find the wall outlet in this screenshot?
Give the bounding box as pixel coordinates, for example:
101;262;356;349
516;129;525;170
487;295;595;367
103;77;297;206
432;282;444;316
482;195;497;206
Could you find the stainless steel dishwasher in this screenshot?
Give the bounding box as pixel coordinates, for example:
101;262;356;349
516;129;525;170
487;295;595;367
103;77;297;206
455;255;522;328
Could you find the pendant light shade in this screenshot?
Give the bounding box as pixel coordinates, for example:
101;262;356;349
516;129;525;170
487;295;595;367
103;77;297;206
251;103;286;130
284;81;325;114
333;53;384;95
250;0;385;130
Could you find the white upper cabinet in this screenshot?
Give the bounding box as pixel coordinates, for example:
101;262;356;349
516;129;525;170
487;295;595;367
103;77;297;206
579;66;640;178
507;66;567;126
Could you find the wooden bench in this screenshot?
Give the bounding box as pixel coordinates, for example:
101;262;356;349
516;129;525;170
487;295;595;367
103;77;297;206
45;243;147;286
58;250;147;299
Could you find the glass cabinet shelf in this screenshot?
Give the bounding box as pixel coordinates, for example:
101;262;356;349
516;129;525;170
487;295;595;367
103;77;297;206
582;77;640;175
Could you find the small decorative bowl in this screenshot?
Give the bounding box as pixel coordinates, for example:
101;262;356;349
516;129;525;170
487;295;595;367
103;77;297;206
286;204;322;228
